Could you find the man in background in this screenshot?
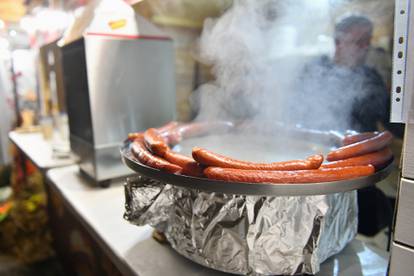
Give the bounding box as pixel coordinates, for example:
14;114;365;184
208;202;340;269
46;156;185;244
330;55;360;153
295;15;389;133
296;15;397;237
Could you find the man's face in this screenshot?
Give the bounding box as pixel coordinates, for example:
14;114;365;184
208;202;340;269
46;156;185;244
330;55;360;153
334;26;371;68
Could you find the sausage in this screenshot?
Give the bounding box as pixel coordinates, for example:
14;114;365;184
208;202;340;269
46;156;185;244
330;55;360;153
132;127;203;176
131;140;182;173
177;121;234;139
204;165;375;184
161;121;234;145
144;128;170;156
131;135;201;176
342;132;378;146
164;150;204;177
162;129;183;146
127;122;178;142
322;147;393;170
192;147;323;170
326;131;393;162
127;132;144;141
157;121;179;134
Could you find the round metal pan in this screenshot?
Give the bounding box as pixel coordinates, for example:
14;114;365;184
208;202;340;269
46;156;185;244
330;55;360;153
120;142;393;196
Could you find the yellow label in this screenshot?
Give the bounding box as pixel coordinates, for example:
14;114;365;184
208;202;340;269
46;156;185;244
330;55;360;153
108;19;127;30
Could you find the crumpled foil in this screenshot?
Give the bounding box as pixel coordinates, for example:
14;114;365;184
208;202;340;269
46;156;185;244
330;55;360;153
124;175;357;275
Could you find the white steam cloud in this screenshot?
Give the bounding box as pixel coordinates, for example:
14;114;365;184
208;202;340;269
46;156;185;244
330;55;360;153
191;0;392;133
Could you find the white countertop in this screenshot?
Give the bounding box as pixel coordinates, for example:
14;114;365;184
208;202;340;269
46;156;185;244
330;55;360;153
46;165;225;276
9;131;76;170
46;165;390;276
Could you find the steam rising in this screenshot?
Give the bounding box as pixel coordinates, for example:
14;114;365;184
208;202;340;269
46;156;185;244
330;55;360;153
191;0;390;132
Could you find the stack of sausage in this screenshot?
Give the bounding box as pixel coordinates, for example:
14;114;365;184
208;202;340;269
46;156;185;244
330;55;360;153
128;121;234;177
128;121;393;184
322;131;393;170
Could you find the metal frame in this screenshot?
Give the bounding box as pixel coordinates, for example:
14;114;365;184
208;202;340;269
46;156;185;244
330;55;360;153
391;0;413;122
389;2;414;275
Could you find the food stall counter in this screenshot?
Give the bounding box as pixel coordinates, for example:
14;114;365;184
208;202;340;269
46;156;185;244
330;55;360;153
45;165;389;276
9;131;76;171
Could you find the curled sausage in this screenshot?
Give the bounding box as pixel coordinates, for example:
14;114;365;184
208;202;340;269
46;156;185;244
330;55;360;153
177;121;234;139
164;150;204;177
204;165;375;184
127;122;178;142
192;147;323;170
136;127;203;176
322;147;393;170
160;121;235;146
131;140;182;174
157;121;179;134
327;131;393;162
342;132;378;146
162;130;183;146
127;132;144;141
144;128;170;156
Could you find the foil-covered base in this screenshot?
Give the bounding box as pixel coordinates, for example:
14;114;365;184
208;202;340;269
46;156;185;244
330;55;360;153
124;175;357;275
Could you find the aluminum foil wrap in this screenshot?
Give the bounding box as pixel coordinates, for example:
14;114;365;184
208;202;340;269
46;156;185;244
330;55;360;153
124;175;357;275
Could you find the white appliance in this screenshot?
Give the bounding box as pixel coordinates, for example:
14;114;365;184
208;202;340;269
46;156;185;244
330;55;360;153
388;0;414;275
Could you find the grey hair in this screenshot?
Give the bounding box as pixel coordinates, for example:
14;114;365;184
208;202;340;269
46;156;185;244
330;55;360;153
334;15;373;39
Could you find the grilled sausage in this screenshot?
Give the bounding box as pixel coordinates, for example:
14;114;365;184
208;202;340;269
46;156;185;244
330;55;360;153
162;130;183;146
131;140;182;173
157;121;179;134
327;131;393;161
204;165;375;184
164;150;204;177
133;127;202;176
342;132;379;146
192;147;323;170
322;147;393;170
127;122;178;142
177;121;234;139
144;128;170;156
161;121;234;145
127;132;144;141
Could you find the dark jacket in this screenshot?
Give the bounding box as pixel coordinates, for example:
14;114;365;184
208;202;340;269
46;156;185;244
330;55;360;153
297;55;389;133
